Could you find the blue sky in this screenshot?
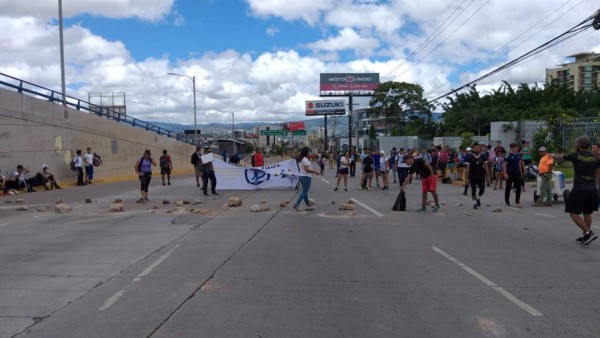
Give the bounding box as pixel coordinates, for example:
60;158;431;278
1;0;598;124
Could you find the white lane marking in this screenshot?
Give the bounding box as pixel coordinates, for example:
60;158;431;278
321;178;330;184
98;290;124;311
350;198;384;217
0;223;9;227
133;244;181;282
98;244;181;311
534;213;556;218
432;247;543;317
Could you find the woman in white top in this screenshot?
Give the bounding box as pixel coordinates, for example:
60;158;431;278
334;151;350;191
293;147;320;211
379;150;390;190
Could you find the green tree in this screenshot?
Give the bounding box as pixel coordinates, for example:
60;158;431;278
369;123;377;139
245;142;255;154
369;81;433;136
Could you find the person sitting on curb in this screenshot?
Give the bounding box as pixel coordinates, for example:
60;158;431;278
40;164;62;190
12;165;35;192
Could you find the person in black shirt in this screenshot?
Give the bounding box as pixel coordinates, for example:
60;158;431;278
502;143;524;207
464;143;490;209
359;149;375;190
554;136;600;246
401;155;440;212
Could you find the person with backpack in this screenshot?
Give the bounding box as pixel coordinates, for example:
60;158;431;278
159;149;173;186
135;149;157;202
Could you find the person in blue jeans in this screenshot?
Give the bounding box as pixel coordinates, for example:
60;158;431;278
293;146;320;211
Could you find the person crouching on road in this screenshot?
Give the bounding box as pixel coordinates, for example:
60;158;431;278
293;146;320;211
135;149;156;202
400;155;440;212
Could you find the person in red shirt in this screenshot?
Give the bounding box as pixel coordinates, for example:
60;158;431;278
252;149;264;167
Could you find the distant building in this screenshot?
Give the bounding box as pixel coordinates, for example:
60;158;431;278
546;52;600;92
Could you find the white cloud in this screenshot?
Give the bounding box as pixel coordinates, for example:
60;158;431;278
1;0;600;125
266;25;280;37
245;0;335;25
303;28;380;57
0;0;174;21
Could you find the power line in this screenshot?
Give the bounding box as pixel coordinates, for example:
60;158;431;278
383;0;474;79
393;0;492;80
428;0;584;96
430;8;600;103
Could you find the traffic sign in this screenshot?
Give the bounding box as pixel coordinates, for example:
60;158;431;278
260;130;288;136
292;130;306;136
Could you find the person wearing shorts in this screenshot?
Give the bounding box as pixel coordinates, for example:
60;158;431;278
554;136;600;246
401;155;440;212
159;149;173;186
334;151;350;192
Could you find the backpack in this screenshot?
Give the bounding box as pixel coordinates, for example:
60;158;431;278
393;191;406;211
191;153;198;166
93;156;101;167
70;158;76;171
159;155;169;168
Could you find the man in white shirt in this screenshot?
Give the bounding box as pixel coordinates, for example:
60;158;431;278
13;165;34;192
84;147;95;184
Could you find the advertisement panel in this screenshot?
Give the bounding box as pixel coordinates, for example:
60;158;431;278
305;100;346;116
319;73;380;97
213;159;299;190
288;121;305;131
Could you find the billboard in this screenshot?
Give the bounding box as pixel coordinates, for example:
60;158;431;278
288;121;305;131
320;73;379;97
305;100;346;116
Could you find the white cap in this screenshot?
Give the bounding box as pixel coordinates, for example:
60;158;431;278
466;147;472;151
42;164;49;169
380;150;385;154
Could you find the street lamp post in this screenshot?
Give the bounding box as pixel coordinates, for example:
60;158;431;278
167;72;197;145
58;0;66;106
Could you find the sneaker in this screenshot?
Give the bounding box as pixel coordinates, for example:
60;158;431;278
344;188;348;192
334;187;339;191
476;199;481;207
432;205;440;212
305;205;315;211
417;207;427;212
367;187;371;191
203;193;209;196
292;205;300;211
212;192;219;195
168;182;171;185
582;231;598;246
575;236;585;244
505;202;511;207
162;182;166;186
197;182;200;187
358;187;363;190
473;203;478;209
462;192;467;196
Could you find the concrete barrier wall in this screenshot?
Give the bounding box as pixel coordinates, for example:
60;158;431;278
0;88;196;182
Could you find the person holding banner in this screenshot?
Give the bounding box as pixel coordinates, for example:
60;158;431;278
201;147;219;196
293;146;320;211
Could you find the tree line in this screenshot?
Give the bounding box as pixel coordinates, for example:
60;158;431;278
368;80;600;139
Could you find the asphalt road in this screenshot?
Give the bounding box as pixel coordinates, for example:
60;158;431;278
1;167;599;338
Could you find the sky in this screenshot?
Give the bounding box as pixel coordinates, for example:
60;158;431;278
0;0;599;125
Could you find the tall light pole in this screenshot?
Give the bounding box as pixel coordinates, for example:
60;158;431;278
167;73;197;145
58;0;66;106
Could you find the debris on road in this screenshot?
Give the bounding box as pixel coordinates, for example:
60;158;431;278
250;204;271;212
84;198;92;203
339;204;355;211
55;203;73;214
228;197;242;207
16;205;28;211
110;202;125;212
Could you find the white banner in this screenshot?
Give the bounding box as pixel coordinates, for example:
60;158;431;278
213;159;300;190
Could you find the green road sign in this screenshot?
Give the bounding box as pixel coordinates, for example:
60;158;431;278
292;130;306;136
260;130;288;136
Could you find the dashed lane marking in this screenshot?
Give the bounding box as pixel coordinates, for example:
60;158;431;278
0;223;9;227
133;244;181;282
321;178;330;184
98;244;181;311
534;213;556;218
432;246;543;317
350;198;384;217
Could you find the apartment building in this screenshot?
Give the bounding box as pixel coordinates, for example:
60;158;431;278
546;52;600;92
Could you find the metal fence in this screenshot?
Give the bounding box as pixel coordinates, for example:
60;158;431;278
0;72;196;145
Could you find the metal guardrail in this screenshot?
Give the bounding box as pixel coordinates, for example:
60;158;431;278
0;72;196;145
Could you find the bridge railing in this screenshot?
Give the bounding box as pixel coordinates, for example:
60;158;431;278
0;72;196;145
